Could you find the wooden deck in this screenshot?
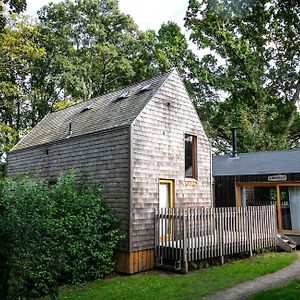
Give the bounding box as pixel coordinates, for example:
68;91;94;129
154;205;277;272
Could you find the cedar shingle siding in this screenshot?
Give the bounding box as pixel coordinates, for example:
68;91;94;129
7;69;212;254
7;128;130;250
130;71;211;251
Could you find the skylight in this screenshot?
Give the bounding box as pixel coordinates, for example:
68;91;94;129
81;101;93;112
117;90;130;100
139;83;152;92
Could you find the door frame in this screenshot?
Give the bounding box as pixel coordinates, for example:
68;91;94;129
159;179;175;209
159;179;175;241
236;181;300;234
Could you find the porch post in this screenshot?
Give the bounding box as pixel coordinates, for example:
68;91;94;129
236;185;242;207
276;184;282;231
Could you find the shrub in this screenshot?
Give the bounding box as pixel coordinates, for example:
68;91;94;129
0;163;5;179
0;173;123;299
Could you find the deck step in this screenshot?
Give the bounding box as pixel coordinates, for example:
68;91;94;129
277;234;297;252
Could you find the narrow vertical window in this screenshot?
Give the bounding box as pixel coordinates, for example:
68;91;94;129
185;134;197;179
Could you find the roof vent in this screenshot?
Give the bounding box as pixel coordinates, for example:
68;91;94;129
139;83;152;93
81;101;93;112
229;128;239;159
66;122;72;138
117;90;130;100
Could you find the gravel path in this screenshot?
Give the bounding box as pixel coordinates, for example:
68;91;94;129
203;251;300;300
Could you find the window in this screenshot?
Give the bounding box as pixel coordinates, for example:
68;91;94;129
117;90;130;100
139;83;152;92
185;134;197;179
81;101;93;112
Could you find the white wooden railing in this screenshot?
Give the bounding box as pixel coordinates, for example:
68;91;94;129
154;205;277;273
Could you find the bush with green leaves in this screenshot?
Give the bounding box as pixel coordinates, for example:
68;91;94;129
0;173;123;299
0;163;4;179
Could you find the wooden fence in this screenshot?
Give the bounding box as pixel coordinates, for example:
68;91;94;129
154;205;277;273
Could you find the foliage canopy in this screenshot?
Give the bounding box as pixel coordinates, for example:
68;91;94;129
1;0;300;157
0;0;193;158
185;0;300;152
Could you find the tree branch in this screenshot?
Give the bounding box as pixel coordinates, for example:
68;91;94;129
284;78;300;135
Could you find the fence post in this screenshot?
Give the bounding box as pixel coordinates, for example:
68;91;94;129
182;209;188;273
248;207;253;257
219;208;224;264
154;208;158;261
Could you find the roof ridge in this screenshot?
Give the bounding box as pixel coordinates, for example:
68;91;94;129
129;68;176;127
10;68;178;152
50;69;175;115
214;147;299;157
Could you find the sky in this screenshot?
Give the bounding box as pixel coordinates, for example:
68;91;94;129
25;0;189;32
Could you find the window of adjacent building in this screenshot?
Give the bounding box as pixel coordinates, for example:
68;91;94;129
185;134;197;179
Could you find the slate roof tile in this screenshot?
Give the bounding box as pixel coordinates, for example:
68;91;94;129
213;148;300;176
12;70;174;151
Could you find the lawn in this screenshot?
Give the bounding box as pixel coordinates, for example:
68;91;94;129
248;278;300;300
59;252;296;300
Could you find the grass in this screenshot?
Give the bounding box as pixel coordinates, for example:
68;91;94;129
59;252;296;300
248;278;300;300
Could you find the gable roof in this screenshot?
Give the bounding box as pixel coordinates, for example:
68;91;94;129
212;148;300;176
11;69;175;152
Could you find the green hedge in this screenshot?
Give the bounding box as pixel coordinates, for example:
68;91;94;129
0;174;123;299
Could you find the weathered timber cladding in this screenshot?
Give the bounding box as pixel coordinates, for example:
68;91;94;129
130;70;212;251
236;174;300;182
214;176;237;207
115;249;154;273
6;69;213;262
7;128;130;251
214;173;300;208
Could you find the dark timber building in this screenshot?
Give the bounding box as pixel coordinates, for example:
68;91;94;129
213;148;300;244
7;69;212;273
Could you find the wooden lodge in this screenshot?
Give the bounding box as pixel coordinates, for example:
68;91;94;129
6;69;212;273
213;148;300;245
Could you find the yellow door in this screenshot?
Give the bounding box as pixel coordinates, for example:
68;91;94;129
159;179;174;239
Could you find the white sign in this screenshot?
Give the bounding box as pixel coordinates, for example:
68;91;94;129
267;174;287;182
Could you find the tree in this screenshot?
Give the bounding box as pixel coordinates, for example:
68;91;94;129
0;16;45;158
37;0;142;102
0;1;197;160
185;0;300;153
37;2;198;104
0;0;26;31
155;21;200;96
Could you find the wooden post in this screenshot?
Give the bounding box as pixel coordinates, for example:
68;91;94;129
276;185;283;232
220;255;225;265
236;185;242;207
182;209;188;273
219;207;224;263
154;208;158;262
248;207;253;257
187;209;191;262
